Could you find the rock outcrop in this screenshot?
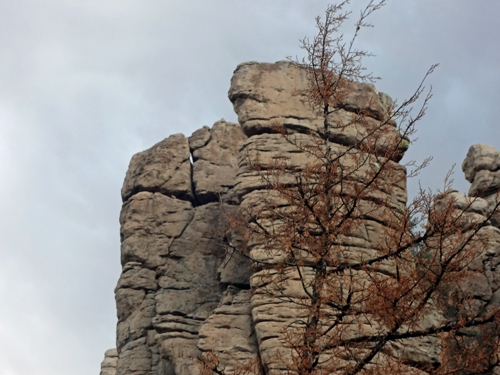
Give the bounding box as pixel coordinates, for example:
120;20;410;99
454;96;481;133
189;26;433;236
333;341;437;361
113;118;247;375
100;62;500;375
230;62;409;375
460;144;500;312
100;349;118;375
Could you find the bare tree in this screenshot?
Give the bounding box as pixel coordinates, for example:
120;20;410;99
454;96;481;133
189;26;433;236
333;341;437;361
200;2;500;375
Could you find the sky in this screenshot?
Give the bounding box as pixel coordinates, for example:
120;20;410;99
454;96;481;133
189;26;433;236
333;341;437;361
0;1;499;374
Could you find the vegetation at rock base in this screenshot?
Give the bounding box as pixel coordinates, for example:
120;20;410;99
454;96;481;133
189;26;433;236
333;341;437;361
199;1;500;375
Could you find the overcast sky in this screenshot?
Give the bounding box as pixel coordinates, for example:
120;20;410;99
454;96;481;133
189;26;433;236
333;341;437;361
1;1;499;374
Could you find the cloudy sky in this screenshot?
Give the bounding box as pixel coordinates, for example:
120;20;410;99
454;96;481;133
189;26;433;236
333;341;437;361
1;1;499;374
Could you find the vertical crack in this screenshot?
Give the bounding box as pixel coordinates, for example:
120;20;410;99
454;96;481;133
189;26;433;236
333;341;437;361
189;152;200;207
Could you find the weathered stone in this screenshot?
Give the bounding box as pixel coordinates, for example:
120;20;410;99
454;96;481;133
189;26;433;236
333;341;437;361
386;337;441;371
100;349;118;375
143;201;237;374
469;169;500;199
229;61;394;138
229;61;312;136
119;192;194;268
116;294;156;351
434;185;500;374
115;289;146;322
462;143;500;183
116;338;153;375
121;134;193;202
218;249;252;286
189;126;211;151
342;80;394;121
234;133;407;207
434;190;490;216
116;263;157;292
190;119;247;204
198;287;259;373
102;64;500;375
462;144;500;230
153;203;227;321
112;120;248;375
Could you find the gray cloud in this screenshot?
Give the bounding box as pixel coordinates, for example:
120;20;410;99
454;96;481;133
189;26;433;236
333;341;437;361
0;1;498;374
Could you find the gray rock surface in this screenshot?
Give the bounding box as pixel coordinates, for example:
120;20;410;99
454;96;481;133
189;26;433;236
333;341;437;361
463;143;500;184
113;119;248;375
189;119;247;204
463;143;500;227
121;134;194;202
404;154;500;374
229;62;410;375
101;63;500;375
198;287;259;374
228;61;394;138
100;349;118;375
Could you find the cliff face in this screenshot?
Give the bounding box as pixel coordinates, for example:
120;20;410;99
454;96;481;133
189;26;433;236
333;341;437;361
112;119;247;375
99;61;500;375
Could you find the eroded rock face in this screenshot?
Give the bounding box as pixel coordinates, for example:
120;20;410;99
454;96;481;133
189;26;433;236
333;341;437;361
228;61;394;137
101;63;500;375
463;144;500;229
113;120;248;375
100;349;118;375
107;61;406;375
460;144;500;317
189;119;247;204
433;186;500;374
230;62;409;375
121;135;193;203
198;287;259;373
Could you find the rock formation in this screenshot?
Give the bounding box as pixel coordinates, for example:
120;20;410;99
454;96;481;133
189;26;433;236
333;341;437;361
458;144;500;314
100;349;118;375
98;61;500;375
